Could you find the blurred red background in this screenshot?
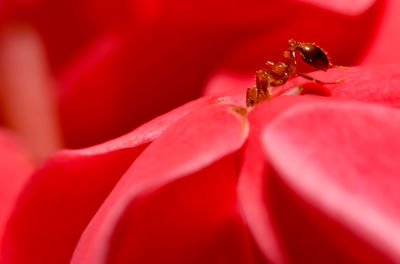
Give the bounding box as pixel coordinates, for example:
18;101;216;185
0;0;398;161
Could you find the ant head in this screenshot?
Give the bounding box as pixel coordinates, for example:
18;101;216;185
296;42;331;71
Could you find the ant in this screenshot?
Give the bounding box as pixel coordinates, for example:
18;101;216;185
246;39;343;107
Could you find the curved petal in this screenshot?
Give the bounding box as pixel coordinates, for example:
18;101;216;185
361;0;400;65
262;100;400;262
295;0;376;16
71;103;249;263
0;95;220;264
238;95;318;263
106;155;253;264
298;65;400;108
0;130;32;246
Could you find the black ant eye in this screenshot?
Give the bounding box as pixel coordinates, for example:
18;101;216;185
298;43;330;71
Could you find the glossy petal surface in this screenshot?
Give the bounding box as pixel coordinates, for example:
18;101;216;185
262;101;400;263
72;103;249;263
238;96;319;263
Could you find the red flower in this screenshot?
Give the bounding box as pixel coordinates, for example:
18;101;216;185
2;65;400;263
1;0;400;263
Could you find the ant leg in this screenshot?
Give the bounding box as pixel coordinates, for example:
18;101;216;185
266;61;274;66
296;72;344;84
246;86;259;107
256;70;272;100
246;70;272;107
327;61;347;69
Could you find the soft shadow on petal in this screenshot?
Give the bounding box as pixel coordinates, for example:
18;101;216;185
71;103;249;263
238;95;319;264
0;96;218;264
262;100;400;263
107;155;253;264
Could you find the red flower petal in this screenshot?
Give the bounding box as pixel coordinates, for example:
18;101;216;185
299;65;400;108
71;103;249;263
105;155;252;264
262;100;400;262
295;0;376;15
204;72;253;97
362;0;400;65
238;95;318;263
0;96;220;264
0;130;32;245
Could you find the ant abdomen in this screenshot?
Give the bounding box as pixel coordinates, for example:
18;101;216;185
296;42;330;71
